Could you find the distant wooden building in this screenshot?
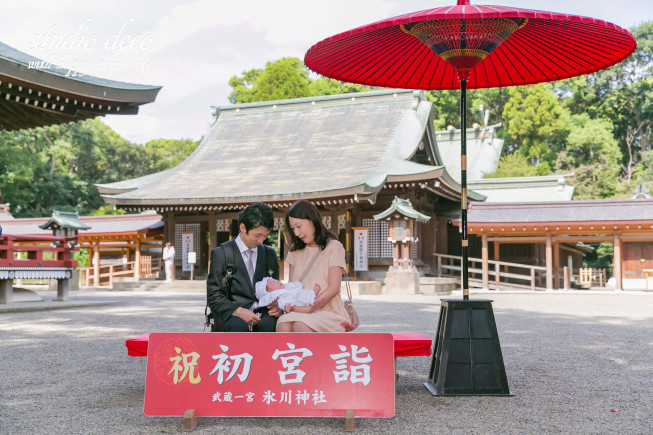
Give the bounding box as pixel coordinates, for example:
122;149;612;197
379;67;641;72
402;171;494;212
98;90;483;277
459;199;653;290
0;211;164;285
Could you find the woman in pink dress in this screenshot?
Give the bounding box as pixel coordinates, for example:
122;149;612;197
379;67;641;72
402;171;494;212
276;200;350;332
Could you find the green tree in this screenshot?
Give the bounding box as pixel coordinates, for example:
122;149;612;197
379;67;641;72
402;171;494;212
0;118;198;218
425;90;459;130
426;87;510;131
502;83;566;166
228;57;372;104
310;77;371;96
229;57;313;103
90;204;126;216
583;242;613;274
555;22;653;181
484;153;539;178
555;114;622;199
143;138;200;173
601;77;653;180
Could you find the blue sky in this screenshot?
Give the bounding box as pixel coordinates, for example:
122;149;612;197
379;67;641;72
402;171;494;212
2;0;650;144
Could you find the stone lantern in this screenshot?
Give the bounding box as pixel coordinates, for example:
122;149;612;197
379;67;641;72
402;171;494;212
39;210;90;295
374;197;431;294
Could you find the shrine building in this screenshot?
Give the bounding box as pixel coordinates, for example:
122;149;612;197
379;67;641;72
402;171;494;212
98;90;483;278
97;89;653;291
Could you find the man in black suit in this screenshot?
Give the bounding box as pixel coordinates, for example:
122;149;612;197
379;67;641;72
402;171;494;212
207;202;281;332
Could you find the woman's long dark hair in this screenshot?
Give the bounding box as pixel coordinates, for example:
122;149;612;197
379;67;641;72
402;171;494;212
286;200;338;251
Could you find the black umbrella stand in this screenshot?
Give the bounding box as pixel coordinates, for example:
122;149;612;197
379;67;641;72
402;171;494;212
424;78;512;396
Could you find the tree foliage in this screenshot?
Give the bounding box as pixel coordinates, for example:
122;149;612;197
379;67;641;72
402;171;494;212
0;118;199;217
486;153;539;178
554;114;623;198
425;88;511;131
228;57;371;104
502;83;566;165
479;21;653;198
143;138;200;173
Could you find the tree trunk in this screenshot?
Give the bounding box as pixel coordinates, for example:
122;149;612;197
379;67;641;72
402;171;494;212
42;132;57;175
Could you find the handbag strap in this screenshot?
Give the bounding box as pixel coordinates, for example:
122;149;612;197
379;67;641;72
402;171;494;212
297;247;324;283
344;269;352;301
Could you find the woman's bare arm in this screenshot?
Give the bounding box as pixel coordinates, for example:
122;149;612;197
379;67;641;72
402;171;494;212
288;264;295;281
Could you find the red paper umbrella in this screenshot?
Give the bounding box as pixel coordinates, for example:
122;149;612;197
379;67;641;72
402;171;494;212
305;1;636;90
305;0;636;299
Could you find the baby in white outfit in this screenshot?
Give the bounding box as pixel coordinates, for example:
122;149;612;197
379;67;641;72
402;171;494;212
255;277;320;311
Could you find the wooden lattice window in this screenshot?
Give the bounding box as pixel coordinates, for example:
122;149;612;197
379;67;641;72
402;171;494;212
362;219;393;258
175;223;200;260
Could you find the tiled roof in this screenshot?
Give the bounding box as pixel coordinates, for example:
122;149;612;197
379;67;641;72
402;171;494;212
434;123;504;181
0;41;160;131
98;90;463;206
0;42;159;92
374;196;431;222
466;199;653;223
0;211;161;236
468;174;575;202
38;210;91;230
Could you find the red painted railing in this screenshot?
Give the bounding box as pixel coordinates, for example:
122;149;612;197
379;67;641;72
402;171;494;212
0;234;79;268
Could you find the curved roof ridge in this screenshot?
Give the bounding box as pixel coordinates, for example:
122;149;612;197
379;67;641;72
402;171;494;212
0;41;159;91
213;89;417;114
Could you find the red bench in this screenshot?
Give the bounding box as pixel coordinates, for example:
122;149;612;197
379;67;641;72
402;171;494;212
126;332;431;380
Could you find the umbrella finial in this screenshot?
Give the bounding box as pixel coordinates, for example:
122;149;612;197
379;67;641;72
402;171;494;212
457;0;471;5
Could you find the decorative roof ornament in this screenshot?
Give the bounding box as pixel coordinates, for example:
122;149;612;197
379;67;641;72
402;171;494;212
373;196;431;222
631;183;651;199
38;210;91;231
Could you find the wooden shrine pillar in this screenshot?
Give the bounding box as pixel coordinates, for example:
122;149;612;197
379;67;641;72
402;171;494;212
493;241;500;289
135;237;141;279
93;238;100;286
553;241;560;290
613;232;623;291
545;235;553;291
166;212;176;246
481;235;489;290
208;213;218;252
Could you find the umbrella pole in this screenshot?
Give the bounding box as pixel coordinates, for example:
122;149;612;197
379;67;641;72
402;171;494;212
460;80;469;300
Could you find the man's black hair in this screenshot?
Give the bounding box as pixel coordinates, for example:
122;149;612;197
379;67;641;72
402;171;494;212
238;202;274;233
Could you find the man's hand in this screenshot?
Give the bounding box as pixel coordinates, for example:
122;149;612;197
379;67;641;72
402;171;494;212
233;307;260;324
267;299;282;317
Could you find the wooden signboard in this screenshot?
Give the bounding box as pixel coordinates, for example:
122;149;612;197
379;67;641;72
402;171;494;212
144;333;395;418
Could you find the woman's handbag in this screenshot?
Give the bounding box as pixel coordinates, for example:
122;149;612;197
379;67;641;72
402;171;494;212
343;271;360;332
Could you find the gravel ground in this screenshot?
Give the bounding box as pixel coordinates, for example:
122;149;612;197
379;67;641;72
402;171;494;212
1;287;652;434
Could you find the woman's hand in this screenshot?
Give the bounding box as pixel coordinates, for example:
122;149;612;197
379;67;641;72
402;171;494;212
285;303;316;314
267;299;282;317
310;266;343;310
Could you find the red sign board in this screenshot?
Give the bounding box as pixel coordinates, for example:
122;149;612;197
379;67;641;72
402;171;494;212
144;333;395;418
